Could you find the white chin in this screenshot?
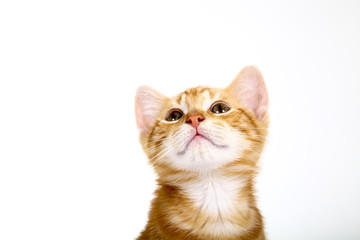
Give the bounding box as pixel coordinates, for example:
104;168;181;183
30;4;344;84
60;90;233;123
168;140;238;173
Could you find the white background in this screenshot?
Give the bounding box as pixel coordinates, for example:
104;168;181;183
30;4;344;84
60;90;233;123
1;1;359;239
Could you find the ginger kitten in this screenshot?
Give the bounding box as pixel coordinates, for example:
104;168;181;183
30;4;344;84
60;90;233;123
135;66;269;240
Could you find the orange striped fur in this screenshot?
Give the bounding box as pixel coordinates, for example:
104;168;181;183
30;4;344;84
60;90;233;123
135;66;269;240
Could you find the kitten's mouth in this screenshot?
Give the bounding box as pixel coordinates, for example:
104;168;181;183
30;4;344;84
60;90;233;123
177;132;227;155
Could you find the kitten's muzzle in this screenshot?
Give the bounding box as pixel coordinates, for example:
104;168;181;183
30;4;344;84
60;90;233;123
177;128;228;155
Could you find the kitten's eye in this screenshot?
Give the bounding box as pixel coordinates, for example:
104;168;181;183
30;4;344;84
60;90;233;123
211;102;230;114
165;109;183;121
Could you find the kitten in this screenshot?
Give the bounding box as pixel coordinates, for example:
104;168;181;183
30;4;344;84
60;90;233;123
135;66;269;240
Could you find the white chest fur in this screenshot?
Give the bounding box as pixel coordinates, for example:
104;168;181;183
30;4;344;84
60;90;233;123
182;174;246;218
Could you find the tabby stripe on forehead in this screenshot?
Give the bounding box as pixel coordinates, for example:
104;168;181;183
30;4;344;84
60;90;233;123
176;93;185;105
196;87;212;96
186;88;199;97
198;87;206;93
175;87;214;107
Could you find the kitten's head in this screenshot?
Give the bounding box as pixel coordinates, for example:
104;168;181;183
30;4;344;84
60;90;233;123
135;66;269;176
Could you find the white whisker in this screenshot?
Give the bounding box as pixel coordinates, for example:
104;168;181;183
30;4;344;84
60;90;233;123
150;145;177;167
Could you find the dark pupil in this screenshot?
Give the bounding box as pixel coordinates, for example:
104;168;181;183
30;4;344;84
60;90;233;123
166;110;183;121
212;103;230;114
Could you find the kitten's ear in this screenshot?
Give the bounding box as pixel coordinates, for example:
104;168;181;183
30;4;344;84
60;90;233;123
135;85;167;133
226;66;269;121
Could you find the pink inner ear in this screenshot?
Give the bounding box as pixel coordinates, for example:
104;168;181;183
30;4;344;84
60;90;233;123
229;66;268;120
135;86;166;132
134;97;147;131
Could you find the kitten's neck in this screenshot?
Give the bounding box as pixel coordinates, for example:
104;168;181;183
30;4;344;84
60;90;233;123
154;170;262;239
178;172;252;218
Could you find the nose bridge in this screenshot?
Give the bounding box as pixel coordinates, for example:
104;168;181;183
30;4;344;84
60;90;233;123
187;108;203;116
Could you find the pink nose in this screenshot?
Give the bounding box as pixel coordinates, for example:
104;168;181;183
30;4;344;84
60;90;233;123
186;113;205;128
